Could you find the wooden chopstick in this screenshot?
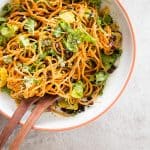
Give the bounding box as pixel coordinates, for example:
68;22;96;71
0;97;40;149
9;95;60;150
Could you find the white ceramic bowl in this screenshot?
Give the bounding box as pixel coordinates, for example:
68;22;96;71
0;0;136;131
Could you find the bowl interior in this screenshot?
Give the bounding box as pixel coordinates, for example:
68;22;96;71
0;0;135;130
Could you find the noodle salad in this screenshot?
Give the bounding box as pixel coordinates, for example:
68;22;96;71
0;0;122;116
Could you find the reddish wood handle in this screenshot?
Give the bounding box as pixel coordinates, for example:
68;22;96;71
9;96;60;150
0;97;40;149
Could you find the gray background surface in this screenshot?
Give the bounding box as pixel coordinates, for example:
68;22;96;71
0;0;150;149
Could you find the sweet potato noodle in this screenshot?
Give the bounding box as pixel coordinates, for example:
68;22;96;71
0;0;122;116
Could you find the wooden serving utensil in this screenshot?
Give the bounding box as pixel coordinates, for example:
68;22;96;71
0;97;40;148
0;95;61;149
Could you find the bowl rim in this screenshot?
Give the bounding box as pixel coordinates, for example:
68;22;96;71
0;0;136;132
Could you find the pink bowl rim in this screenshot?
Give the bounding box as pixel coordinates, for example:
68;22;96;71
0;0;136;132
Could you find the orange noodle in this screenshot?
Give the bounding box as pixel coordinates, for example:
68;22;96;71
0;0;122;116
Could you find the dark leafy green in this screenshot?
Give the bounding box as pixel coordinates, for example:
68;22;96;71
0;23;18;46
97;15;113;26
0;17;7;24
103;15;113;25
88;0;101;8
0;3;13;17
64;28;96;52
59;21;72;32
90;71;109;84
71;81;84;99
56;21;96;52
89;71;109;95
101;49;122;70
0;35;6;46
3;55;12;64
1;86;11;95
63;36;78;52
58;99;78;110
95;71;109;84
0;24;18;38
39;49;57;60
